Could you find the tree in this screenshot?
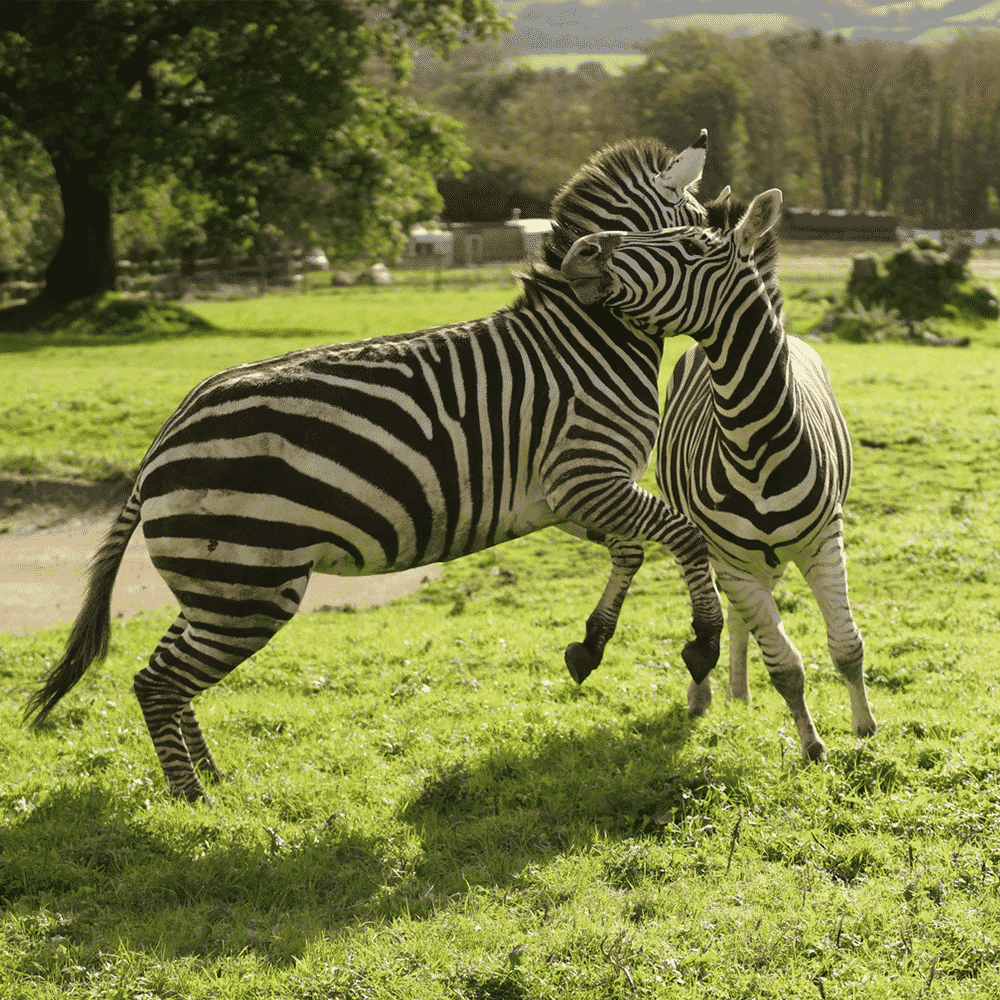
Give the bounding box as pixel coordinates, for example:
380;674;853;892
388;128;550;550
598;29;764;200
0;0;506;303
0;123;61;274
412;44;606;222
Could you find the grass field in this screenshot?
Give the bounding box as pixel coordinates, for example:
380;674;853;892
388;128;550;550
1;252;1000;997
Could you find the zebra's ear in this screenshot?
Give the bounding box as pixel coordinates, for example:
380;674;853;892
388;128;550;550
653;130;707;201
735;188;782;252
716;185;732;204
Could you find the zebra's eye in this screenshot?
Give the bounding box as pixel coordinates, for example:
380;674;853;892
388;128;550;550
679;239;702;255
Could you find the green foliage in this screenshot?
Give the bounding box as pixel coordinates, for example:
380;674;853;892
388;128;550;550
0;125;61;272
601;28;764;199
413;45;604;222
0;0;508;299
842;241;1000;335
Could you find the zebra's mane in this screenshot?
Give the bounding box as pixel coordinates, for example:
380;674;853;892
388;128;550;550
703;194;784;323
543;139;685;269
503;139;683;315
504;139;784;324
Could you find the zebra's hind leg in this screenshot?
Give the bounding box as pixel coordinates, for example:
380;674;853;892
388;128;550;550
565;539;644;684
180;704;228;783
799;537;877;739
726;610;752;704
133;609;290;800
718;569;825;762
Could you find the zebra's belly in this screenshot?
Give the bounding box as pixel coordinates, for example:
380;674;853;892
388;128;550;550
140;486;562;582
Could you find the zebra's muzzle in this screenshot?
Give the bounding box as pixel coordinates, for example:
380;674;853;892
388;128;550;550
562;232;623;304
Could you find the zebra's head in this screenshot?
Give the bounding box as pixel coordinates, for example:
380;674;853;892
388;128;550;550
561;188;783;339
543;130;711;270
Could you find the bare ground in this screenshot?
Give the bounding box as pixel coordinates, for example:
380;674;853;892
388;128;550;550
0;478;440;636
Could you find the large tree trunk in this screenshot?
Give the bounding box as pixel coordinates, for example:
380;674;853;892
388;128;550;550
42;153;117;303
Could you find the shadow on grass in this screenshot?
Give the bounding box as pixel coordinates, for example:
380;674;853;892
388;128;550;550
0;698;737;965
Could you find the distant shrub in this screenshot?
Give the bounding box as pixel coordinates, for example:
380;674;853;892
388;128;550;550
835;299;911;343
10;292;214;336
846;239;999;322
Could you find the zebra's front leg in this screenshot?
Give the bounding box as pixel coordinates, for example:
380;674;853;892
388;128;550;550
565;539;644;683
799;536;877;739
719;569;824;761
549;474;722;687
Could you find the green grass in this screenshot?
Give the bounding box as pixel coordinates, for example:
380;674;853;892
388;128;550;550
0;283;521;482
2;491;1000;996
1;255;1000;997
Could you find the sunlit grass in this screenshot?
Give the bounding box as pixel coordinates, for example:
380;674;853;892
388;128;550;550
1;263;999;993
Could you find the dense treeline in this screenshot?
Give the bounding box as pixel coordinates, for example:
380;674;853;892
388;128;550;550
415;27;1000;228
3;21;999;283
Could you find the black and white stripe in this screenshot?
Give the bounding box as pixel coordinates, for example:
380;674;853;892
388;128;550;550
562;189;877;760
24;136;726;801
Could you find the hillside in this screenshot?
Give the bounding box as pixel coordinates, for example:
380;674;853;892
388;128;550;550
494;0;1000;51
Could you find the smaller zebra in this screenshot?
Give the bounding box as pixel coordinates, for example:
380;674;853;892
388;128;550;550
562;189;877;760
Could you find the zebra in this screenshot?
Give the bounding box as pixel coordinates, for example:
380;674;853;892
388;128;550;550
561;188;878;760
24;137;725;802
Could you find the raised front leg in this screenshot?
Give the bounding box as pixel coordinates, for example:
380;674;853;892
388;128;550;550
549;472;722;686
565;539;645;683
798;534;877;739
717;567;825;762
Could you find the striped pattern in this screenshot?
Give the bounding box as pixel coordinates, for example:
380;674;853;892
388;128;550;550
562;189;877;760
24;135;727;801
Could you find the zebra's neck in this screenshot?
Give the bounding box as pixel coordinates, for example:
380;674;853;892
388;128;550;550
697;274;797;465
510;267;665;376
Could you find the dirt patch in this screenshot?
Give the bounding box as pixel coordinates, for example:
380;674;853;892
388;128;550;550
0;478;441;636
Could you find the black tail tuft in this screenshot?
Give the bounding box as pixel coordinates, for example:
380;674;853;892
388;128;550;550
23;489;141;727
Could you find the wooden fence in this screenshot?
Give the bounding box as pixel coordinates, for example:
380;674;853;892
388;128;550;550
0;250;309;308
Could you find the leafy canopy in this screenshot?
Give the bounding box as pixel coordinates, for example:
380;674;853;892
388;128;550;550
0;0;508;269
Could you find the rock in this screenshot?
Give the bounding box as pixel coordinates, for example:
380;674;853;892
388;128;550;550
921;331;970;347
807;311;840;338
356;263;392;286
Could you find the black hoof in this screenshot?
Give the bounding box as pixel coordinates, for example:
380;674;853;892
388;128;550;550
565;642;600;684
682;636;719;685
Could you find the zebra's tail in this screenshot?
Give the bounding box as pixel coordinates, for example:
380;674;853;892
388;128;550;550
24;485;142;727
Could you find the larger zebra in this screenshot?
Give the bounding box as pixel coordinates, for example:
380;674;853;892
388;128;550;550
25;135;724;801
562;189;878;761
